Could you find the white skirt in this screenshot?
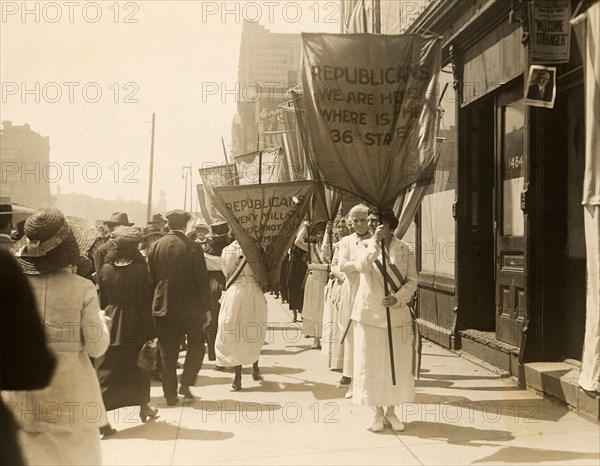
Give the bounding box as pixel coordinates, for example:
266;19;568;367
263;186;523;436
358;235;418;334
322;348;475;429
302;269;327;328
17;427;102;465
353;321;415;407
321;278;344;369
216;278;268;367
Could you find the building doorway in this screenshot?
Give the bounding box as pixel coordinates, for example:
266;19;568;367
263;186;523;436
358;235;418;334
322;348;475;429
458;98;496;333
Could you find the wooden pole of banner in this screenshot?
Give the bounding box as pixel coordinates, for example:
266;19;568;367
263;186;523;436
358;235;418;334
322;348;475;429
372;6;395;385
380;232;397;386
372;5;396;385
258;150;263;185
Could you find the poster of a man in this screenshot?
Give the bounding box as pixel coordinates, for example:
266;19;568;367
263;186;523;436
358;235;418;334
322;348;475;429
525;65;556;108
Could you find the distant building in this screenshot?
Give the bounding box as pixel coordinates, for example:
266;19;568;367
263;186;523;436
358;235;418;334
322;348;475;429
0;121;52;208
53;190;162;227
231;21;301;157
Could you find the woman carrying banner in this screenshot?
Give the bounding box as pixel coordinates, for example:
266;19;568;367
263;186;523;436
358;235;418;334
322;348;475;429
215;234;268;391
352;208;417;432
295;221;328;349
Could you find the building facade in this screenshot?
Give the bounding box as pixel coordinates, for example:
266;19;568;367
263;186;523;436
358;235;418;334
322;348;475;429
0;121;52;209
232;21;301;158
340;0;599;420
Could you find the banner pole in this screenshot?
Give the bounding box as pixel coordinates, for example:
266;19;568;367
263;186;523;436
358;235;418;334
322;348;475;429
258;150;263;185
340;317;352;345
380;212;396;386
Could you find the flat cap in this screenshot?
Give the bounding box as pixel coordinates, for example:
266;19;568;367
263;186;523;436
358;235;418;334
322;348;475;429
165;209;190;221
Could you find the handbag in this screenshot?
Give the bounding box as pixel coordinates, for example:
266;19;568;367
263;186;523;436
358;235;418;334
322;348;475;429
137;342;158;372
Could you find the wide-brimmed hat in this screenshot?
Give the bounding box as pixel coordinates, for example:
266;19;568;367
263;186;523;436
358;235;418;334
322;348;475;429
193;219;210;230
112;225;143;244
208;221;229;238
142;225;163;240
14;208;98;275
104;212;134;227
147;213;166;226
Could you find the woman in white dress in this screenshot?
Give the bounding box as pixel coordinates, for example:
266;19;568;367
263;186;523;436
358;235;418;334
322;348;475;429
215;238;268;390
352;208;417;433
321;218;350;370
295;221;328;350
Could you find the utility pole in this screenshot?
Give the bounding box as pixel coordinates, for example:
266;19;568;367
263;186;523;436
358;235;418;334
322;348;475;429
146;113;156;222
182;165;192;211
221;136;229;165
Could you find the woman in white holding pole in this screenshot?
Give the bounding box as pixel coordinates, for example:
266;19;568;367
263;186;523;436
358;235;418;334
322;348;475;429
215;234;267;391
352;207;417;432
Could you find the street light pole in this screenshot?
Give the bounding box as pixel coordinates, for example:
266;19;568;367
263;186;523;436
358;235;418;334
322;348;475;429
146;113;156;222
182;165;192;211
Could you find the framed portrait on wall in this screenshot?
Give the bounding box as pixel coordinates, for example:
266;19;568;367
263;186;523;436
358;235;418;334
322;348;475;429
524;65;557;109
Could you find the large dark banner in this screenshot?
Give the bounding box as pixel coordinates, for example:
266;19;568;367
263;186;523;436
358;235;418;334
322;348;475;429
212;181;314;288
301;33;441;208
198;164;237;224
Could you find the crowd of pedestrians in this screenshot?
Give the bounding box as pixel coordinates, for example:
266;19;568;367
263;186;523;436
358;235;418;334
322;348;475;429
1;198;419;465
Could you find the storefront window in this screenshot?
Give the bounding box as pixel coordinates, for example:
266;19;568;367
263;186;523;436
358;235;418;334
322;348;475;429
501;101;525;236
421;64;456;276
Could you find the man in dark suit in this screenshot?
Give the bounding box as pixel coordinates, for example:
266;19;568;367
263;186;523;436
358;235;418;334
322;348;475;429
147;209;212;405
527;70;553;102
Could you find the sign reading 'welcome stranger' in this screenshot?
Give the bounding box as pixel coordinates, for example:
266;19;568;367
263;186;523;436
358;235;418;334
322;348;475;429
301;33;441;208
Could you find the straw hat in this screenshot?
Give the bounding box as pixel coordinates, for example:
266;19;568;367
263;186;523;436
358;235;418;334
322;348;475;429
14;208;98;275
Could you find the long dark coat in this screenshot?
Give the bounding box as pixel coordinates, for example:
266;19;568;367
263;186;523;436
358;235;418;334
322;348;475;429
286;245;308;311
95;261;157;410
147;231;212;319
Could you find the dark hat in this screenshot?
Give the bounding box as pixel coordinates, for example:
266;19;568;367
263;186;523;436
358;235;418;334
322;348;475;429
104;212;134;227
209;221;229;238
142;225;163;240
13;208;98;275
367;207;399;230
309;221;327;236
147;213;166;225
0;196;12;216
165;209;190;222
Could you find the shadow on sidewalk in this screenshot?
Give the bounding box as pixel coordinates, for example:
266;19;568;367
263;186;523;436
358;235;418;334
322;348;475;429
416;379;522;391
260;347;312;356
104;420;234;441
419;373;504;381
413;393;567;422
186;399;283;413
403;421;514;445
472;445;600;464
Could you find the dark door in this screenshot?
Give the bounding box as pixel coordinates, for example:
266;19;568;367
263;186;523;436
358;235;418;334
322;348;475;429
457;101;495;331
495;89;526;347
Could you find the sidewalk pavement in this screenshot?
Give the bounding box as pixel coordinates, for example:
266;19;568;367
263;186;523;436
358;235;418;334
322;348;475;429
101;294;600;465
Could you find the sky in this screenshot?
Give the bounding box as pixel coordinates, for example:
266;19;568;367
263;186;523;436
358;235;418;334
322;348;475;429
1;0;340;210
